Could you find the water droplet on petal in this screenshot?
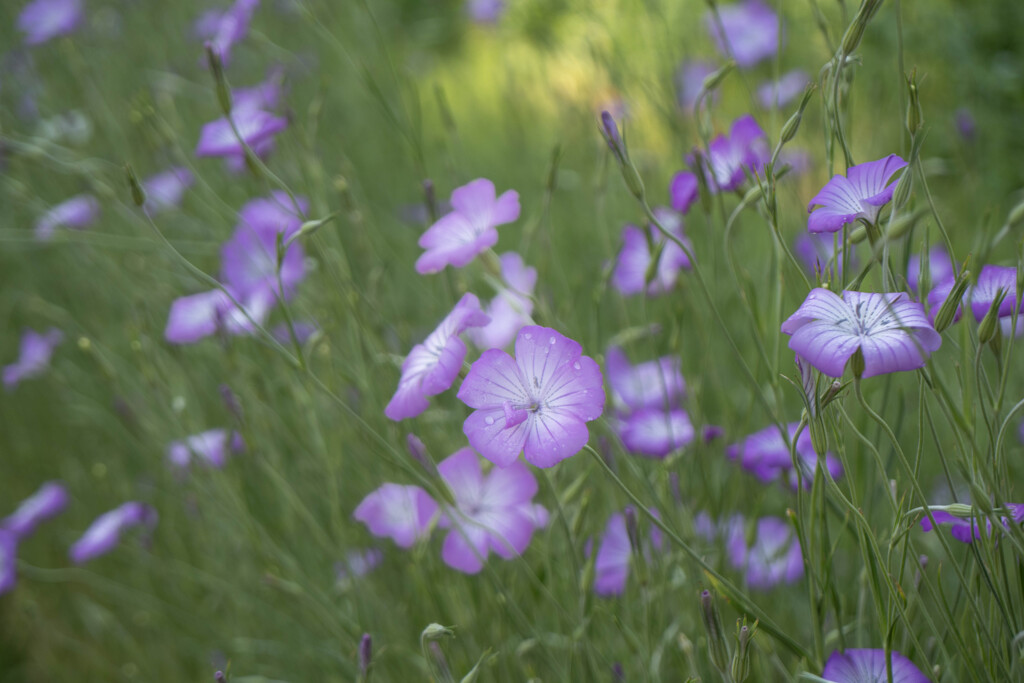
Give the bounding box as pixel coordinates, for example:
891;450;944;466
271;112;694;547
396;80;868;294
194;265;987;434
485;416;494;425
549;337;556;344
573;361;581;370
524;333;532;340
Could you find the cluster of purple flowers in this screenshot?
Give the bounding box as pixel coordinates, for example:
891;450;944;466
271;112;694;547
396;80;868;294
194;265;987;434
696;513;804;590
726;422;842;490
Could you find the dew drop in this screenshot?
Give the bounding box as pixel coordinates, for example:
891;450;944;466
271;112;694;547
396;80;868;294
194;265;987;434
573;361;581;370
549;337;556;344
485;416;495;425
524;333;533;340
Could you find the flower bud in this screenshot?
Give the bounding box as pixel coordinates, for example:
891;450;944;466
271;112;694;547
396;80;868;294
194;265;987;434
809;416;828;458
849;347;866;379
932;270;970;333
730;620;757;683
905;68;923;136
599;111;627;166
421;623;456;642
423;179;439;223
968;485;993;516
699;61;735;102
359;633;373;680
978;289;1008;345
124;163;146;207
214;672;226;683
700;589;730;673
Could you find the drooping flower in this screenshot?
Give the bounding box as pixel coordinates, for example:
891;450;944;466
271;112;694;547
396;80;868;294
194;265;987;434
437;448;548;573
616;408;695;458
675;61;718;112
352;484;437;549
458;325;605;468
726;422;842;490
415;179;520;274
700;115;770;193
0;530;16;596
807;154;908;234
467;252;537;350
206;0;260;66
906;245;955;295
612;209;692;297
35;194;99;241
781;288;941;378
670;172;699;215
971;265;1023;321
18;0;83;46
167;430;244;469
725;516;803;590
3;328;63;391
705;0;779;68
385;294;490;420
69;502;158;564
920;504;1024;544
143;167;194;214
756;70;809;108
195;107;287;159
821;648;932;683
794;232;854;280
605;347;686;412
2;481;69;539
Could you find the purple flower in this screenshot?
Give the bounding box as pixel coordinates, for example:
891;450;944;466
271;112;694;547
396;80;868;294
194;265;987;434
794;233;853;280
971;265;1022;321
221;201;307;302
954;107;976;142
35;194;99;241
167;429;243;469
164;287;274;344
466;0;504;23
617;408;695;458
726;422;842;490
822;649;932;683
335;549;383;587
726;516;803;590
194;9;224;40
906;246;955;295
701;115;769;193
207;0;259;66
415;179;520;274
781;289;941;378
69;502;158;564
920;504;1024;544
143;167;194;214
593;509;662;596
2;481;69;539
353;484;437;549
670;172;699;215
272;321;318;346
1002;315;1024;338
675;61;717;111
705;0;779;68
807;154;907;233
467;252;537;350
605;346;685;412
4;328;63;391
385;294;491;420
195;107;287;159
233;67;286;113
756;70;809;108
612;209;692;297
437;448;547;573
458;325;605;468
0;529;16;596
18;0;83;46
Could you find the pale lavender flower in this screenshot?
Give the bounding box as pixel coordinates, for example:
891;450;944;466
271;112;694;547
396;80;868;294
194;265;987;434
232;67;286;114
18;0;83;45
458;325;605;468
906;246;955;295
1002;315;1024;338
670;171;699;215
726;422;842;490
593;509;662;596
971;265;1022;321
675;61;717;111
437;448;547;573
221;200;306;302
352;484;437;549
822;649;932;683
612;209;692;296
224;136;275;174
207;0;259;66
69;502;158;564
920;504;1024;544
35;194;99;241
0;530;16;596
334;549;383;586
701;115;769;193
756;70;809;108
793;232;853;280
4;328;63;391
781;289;941;378
466;0;504;23
385;293;490;420
415;178;520;274
467;252;537;350
164;287;273;344
726;516;803;590
195;107;287;159
705;0;779;68
605;346;685;412
167;429;243;469
807;154;907;233
194;8;224;40
143;167;194;214
2;481;69;539
617;408;694;458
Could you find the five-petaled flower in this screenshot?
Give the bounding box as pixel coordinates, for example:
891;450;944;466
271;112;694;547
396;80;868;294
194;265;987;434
821;649;932;683
781;288;941;378
807;154;907;233
458;325;605;468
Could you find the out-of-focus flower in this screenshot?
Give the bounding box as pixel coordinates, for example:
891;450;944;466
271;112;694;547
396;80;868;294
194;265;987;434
605;347;685;412
822;649;932;683
954;108;976;142
2;481;69;539
143;167;194;214
612;209;692;297
781;288;941;378
675;61;718;112
334;549;383;587
726;422;842;489
971;265;1023;321
726;516;803;590
207;0;259;66
221;198;307;303
385;293;490;420
18;0;83;46
700;115;769;193
195;107;287;159
458;325;605;468
35;194;99;241
593;509;662;596
756;70;809;109
163;287;274;344
670;172;699;215
69;502;158;564
3;328;63;391
468;252;537;350
353;484;437;549
807;154;907;233
705;0;779;68
0;530;16;596
920;504;1024;544
793;232;854;280
907;246;955;295
437;448;547;573
416;179;520;274
166;429;244;469
466;0;504;24
616;408;695;458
